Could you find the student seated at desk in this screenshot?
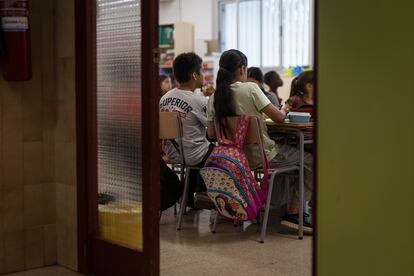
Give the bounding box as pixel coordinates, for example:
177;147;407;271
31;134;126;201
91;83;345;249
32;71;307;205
264;70;284;108
207;49;313;233
283;70;314;115
247;67;279;106
160;52;215;210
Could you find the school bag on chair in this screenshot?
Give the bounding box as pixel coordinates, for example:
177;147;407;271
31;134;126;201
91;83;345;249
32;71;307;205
200;116;268;222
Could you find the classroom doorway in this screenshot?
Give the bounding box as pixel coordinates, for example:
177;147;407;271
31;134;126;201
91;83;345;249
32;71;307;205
159;0;316;275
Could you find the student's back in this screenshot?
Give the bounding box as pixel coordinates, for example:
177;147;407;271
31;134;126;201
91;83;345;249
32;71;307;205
207;49;314;233
160;52;216;210
207;50;286;168
160;88;209;165
207;81;277;168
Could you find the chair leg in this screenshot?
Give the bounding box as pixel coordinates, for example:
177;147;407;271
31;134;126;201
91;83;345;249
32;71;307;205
299;187;304;240
212;211;219;234
181;166;187;215
177;167;191;230
260;173;276;243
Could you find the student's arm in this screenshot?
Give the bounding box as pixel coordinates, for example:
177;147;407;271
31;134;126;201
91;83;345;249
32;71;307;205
281;102;291;113
193;110;208;127
206;95;216;139
261;104;286;123
207;121;216;140
193;97;209;127
251;83;286;123
282;96;295;113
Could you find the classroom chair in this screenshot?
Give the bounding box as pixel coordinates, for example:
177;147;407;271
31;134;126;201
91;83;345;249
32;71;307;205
207;116;301;243
159;111;202;230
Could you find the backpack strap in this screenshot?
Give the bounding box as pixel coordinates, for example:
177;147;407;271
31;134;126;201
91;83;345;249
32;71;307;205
215;116;269;200
169;139;180;154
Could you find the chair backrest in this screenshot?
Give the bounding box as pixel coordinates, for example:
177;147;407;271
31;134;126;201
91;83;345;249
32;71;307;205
201;116;268;220
159;111;180;139
159;111;186;166
221;116;262;144
219;116;266;168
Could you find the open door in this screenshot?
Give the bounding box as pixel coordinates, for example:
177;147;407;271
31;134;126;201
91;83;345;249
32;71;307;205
76;0;159;275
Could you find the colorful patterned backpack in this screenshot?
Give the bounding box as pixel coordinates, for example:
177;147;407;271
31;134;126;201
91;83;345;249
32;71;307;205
200;116;268;221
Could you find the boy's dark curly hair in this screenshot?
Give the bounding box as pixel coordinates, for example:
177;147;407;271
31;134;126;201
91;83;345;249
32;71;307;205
173;52;203;83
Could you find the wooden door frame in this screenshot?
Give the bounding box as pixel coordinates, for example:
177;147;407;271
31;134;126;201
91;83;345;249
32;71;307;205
75;0;160;274
313;0;318;275
75;0;318;274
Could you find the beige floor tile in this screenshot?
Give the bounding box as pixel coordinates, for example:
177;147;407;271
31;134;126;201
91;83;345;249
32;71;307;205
160;208;312;276
6;208;311;275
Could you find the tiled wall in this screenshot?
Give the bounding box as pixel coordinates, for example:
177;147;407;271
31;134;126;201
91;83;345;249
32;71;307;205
0;0;57;273
0;0;77;274
54;0;77;270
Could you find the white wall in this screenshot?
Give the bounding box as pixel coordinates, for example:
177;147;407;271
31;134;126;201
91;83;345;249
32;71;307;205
160;0;216;57
159;0;181;25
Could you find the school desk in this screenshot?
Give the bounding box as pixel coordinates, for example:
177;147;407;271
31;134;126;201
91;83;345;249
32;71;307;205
264;118;314;239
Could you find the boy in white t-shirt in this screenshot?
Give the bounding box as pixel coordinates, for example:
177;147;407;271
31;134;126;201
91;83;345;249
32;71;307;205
160;52;215;209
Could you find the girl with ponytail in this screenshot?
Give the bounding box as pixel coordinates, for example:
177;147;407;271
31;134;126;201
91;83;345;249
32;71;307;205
213;49;247;134
206;50;314;234
283;70;314;112
207;49;286;167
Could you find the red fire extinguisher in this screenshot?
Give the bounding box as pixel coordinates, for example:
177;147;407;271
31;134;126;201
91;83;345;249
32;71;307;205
0;0;31;81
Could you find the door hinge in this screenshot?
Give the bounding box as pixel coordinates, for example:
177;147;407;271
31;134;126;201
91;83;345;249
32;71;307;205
153;48;161;63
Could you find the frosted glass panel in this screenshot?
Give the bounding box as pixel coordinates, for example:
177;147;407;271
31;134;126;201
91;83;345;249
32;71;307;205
238;0;261;66
96;0;143;250
262;0;281;67
282;0;310;67
219;0;313;68
220;2;237;51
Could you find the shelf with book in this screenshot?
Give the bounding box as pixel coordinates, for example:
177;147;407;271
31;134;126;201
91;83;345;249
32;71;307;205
202;54;220;86
159;22;194;77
